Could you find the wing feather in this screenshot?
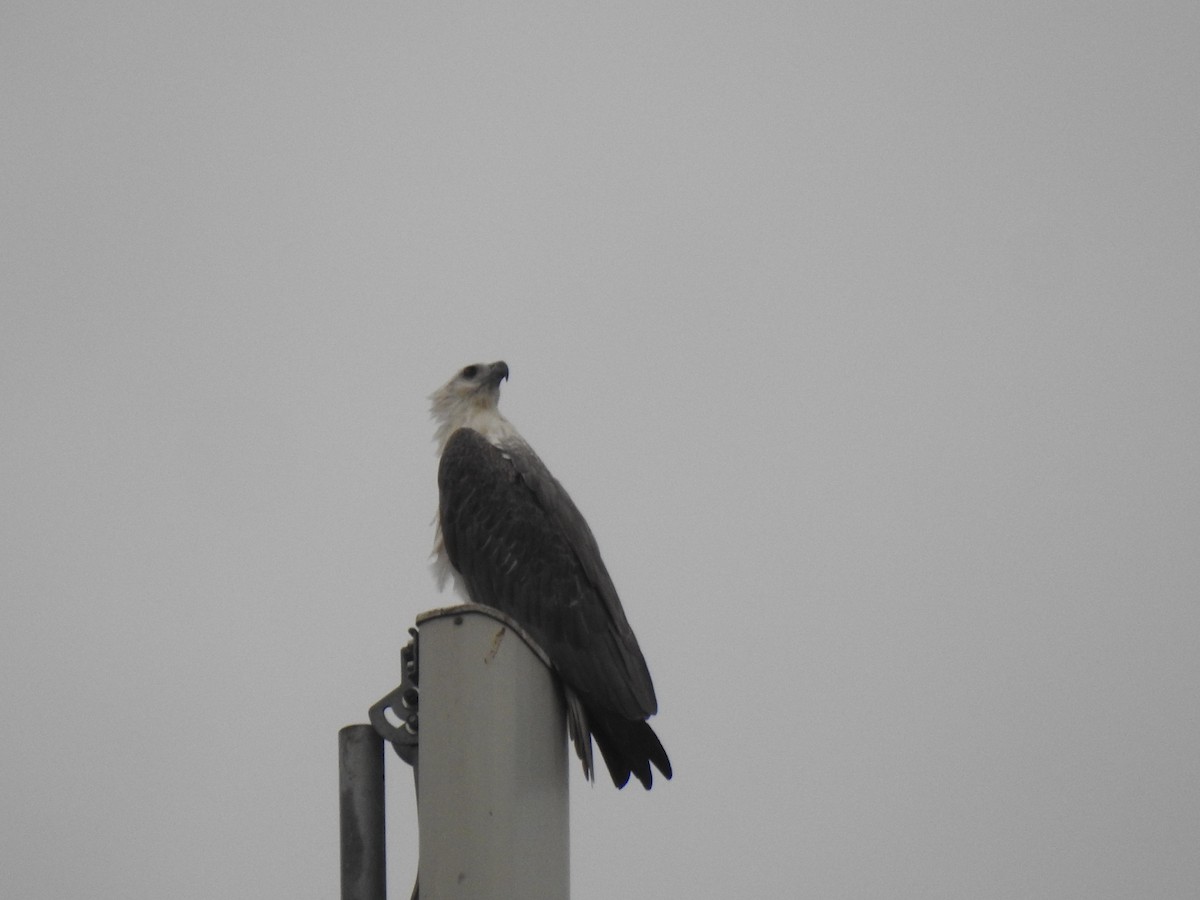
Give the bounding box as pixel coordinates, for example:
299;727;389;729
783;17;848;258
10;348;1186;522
437;427;658;721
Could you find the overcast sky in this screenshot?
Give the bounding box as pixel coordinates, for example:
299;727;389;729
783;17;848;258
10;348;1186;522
3;2;1198;898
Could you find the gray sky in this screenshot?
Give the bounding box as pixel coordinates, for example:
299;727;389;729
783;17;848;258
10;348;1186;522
3;2;1198;898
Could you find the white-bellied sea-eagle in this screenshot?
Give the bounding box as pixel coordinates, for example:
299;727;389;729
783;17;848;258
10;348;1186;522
430;361;671;789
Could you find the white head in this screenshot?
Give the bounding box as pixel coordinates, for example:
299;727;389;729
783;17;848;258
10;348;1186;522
430;360;518;450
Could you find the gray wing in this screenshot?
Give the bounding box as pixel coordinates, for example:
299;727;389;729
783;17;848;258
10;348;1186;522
437;427;658;720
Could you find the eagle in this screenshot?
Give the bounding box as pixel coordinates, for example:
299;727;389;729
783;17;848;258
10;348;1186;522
430;361;671;790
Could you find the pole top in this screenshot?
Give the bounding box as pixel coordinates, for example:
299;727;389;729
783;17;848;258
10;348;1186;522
415;603;554;670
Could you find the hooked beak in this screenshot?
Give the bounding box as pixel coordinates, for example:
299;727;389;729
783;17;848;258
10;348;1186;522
486;361;509;386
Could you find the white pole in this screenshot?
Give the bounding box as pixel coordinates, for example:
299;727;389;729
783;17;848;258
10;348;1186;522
415;604;570;900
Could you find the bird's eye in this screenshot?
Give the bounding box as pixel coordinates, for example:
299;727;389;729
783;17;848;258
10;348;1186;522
462;365;479;379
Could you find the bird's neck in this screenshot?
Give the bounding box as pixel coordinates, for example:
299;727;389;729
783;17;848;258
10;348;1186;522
435;403;520;452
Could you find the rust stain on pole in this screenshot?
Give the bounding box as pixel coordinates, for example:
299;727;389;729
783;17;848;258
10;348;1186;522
484;626;507;664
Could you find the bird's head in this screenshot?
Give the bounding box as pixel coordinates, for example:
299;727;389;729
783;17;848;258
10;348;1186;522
430;361;513;449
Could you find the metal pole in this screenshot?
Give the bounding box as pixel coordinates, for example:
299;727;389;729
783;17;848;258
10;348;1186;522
339;724;386;900
416;606;569;900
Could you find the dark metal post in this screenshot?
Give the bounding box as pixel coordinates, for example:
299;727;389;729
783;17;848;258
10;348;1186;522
339;724;386;900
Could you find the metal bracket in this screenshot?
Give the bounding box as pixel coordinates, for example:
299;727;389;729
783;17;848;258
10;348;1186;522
369;627;420;766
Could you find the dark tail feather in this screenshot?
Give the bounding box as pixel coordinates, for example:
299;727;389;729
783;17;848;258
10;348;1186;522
592;714;672;790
